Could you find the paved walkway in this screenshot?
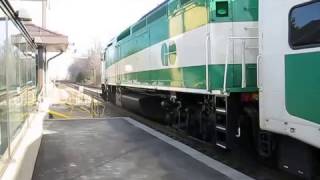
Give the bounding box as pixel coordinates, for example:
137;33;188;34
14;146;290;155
32;118;253;180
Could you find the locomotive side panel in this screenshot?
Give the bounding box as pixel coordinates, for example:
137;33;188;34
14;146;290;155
105;0;259;93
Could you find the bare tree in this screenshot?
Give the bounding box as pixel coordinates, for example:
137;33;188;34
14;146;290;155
68;41;102;86
87;41;102;86
68;57;90;83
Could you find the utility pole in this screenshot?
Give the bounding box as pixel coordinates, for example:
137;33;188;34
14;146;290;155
42;0;47;28
12;0;47;28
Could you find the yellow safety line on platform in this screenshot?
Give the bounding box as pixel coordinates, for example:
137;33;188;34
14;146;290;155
50;84;106;119
48;110;70;119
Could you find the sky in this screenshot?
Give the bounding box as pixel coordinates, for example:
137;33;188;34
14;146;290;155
11;0;165;79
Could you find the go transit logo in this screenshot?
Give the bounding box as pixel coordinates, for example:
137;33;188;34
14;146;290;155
161;41;177;66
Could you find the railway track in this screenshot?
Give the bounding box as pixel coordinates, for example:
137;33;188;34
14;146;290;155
61;82;303;180
61;82;103;102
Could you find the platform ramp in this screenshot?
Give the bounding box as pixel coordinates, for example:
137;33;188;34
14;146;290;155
32;118;252;180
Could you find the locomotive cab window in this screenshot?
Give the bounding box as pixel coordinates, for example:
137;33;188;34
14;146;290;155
289;1;320;49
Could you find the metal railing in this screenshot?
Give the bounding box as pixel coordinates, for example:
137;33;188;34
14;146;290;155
223;36;259;93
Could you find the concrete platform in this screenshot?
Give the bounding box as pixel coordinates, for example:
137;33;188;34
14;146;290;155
32;118;252;180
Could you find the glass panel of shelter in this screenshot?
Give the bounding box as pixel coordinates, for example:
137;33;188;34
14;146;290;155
0;8;37;162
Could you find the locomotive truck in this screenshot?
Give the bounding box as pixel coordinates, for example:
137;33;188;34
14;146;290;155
101;0;320;178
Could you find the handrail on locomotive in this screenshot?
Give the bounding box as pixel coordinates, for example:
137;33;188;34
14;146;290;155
223;36;259;93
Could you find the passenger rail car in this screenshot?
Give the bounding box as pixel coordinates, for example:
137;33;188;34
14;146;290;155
101;0;320;178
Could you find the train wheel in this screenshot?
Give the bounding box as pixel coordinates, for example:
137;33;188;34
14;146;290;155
187;107;201;138
185;108;193;134
178;108;188;130
164;111;173;126
200;111;215;142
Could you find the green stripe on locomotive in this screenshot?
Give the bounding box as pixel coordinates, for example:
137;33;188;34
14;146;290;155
285;52;320;125
110;64;257;92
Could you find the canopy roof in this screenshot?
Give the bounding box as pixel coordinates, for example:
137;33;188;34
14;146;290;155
26;23;68;52
13;22;68;52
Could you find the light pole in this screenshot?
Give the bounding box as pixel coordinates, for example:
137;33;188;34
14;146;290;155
41;0;47;28
11;0;48;28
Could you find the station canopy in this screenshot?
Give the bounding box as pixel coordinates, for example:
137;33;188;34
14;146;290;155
13;22;68;52
26;22;68;52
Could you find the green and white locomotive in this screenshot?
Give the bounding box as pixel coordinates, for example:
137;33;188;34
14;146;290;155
101;0;320;178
